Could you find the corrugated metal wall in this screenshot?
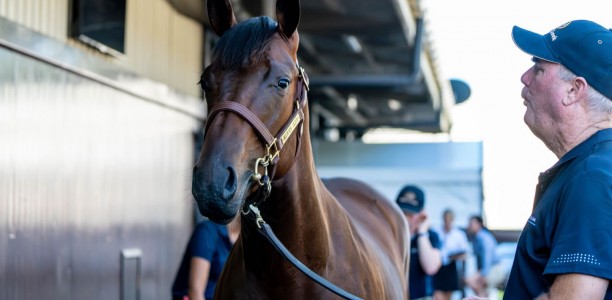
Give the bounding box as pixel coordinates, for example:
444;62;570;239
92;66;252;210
0;1;207;298
0;0;204;97
0;43;197;299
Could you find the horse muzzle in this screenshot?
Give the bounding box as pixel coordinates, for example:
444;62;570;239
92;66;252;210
192;164;244;224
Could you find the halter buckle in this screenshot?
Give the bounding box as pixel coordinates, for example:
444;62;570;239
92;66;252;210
265;139;280;163
249;204;265;228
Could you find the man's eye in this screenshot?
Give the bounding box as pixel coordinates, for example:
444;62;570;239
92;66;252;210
277;78;290;89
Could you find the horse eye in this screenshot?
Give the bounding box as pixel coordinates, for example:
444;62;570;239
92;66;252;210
277;78;290;90
200;80;209;93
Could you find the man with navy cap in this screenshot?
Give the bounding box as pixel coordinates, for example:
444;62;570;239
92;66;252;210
500;20;612;299
396;185;442;300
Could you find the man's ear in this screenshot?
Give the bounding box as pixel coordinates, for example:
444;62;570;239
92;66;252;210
562;77;588;106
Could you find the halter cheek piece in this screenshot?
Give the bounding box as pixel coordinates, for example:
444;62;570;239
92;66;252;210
204;65;309;205
203;66;362;300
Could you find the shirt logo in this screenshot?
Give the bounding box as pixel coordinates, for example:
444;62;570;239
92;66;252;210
528;215;537;226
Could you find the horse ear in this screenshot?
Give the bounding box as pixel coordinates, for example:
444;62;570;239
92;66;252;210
207;0;237;36
276;0;300;38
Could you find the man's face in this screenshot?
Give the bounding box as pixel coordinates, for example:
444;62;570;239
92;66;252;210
403;211;424;234
520;59;571;141
467;219;479;234
443;212;453;227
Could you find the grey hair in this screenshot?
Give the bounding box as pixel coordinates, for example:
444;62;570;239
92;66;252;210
558;66;612;116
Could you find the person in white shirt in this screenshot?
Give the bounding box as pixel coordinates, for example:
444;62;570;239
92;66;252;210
434;209;470;300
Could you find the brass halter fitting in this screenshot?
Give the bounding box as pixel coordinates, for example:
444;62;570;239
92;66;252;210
251;139;279;185
265;139;280;163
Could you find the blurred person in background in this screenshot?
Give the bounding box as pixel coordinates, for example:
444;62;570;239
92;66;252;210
171;217;240;300
434;208;470;300
396;185;442;300
465;216;504;298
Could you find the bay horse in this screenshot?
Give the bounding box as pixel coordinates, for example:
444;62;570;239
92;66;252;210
192;0;409;298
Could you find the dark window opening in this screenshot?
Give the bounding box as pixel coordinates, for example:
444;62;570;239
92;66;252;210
71;0;126;55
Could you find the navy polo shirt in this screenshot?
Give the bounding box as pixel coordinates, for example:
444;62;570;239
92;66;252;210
409;229;441;299
172;221;233;300
504;129;612;299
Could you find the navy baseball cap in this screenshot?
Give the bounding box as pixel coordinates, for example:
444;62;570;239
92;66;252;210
396;185;425;213
511;20;612;100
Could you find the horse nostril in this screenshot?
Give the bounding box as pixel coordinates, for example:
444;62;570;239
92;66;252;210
223;166;238;199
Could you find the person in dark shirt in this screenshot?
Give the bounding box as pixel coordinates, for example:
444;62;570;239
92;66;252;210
504;19;612;300
171;218;240;300
466;20;612;300
396;185;442;300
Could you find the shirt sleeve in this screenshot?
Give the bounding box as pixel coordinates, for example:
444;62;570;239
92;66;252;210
480;233;497;276
189;222;221;261
544;170;612;280
429;230;442;249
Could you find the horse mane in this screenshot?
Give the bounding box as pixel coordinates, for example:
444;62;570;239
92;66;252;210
212;16;279;70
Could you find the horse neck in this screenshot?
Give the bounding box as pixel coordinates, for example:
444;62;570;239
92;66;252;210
270;130;330;239
242;127;337;271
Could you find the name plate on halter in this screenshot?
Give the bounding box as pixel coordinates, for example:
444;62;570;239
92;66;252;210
280;113;302;145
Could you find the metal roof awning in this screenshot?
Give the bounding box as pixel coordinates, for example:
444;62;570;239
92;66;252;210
167;0;469;139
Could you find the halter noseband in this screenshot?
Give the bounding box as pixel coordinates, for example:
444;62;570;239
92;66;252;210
204;66;362;300
203;65;309;204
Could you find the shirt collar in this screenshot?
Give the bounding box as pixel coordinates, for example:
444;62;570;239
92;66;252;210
549;128;612;172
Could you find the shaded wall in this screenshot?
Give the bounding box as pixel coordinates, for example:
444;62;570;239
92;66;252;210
0;29;200;300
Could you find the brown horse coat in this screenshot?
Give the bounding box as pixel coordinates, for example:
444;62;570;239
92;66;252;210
192;0;409;298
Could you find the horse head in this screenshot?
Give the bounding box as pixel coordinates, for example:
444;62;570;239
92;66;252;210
192;0;307;224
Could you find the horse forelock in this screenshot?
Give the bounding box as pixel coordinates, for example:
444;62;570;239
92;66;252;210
213;16;280;70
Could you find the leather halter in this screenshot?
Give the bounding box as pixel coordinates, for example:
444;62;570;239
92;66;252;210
203;66;362;300
204;65;309;203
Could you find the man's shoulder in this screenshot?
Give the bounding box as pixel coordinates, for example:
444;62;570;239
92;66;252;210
427;229;442;248
582;140;612;171
564;139;612;186
477;229;497;244
582;129;612;163
560;129;612;171
427;229;441;240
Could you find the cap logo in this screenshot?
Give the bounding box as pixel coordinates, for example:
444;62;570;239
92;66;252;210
557;21;571;29
398;191;419;206
513;20;612;100
549;30;558;41
549;22;572;42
